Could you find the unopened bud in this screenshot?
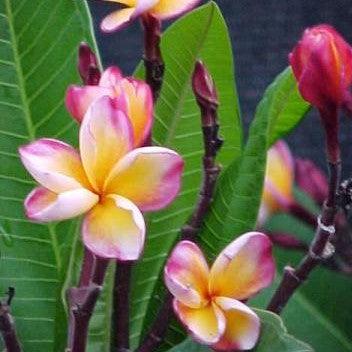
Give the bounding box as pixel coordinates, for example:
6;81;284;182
290;24;352;111
78;42;101;85
192;60;218;110
295;158;328;206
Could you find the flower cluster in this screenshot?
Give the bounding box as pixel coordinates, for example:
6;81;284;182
20;70;184;260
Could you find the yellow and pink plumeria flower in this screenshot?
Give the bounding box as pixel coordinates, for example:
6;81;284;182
164;233;275;351
100;0;201;33
66;67;153;147
19;96;184;261
258;141;294;226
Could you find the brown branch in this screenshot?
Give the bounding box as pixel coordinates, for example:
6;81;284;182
141;14;164;103
136;61;223;352
268;161;341;314
0;288;22;352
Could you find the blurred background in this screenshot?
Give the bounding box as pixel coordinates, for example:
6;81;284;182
89;0;352;173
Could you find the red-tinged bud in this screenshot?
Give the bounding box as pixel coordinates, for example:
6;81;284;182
295;158;328;206
78;42;101;85
192;60;218;112
290;25;352;163
290;25;352;111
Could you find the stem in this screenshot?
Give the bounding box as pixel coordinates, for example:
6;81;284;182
111;262;133;352
0;288;22;352
266;231;308;251
267;161;341;314
141;14;164;102
286;200;317;228
137;61;222;352
79;247;95;287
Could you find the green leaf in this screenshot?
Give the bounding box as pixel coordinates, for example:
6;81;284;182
130;2;242;348
167;309;313;352
200;64;310;259
0;1;97;351
267;67;310;147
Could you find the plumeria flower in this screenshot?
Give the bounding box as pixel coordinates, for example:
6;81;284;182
258;141;294;226
66;66;153;147
100;0;201;33
164;233;275;351
19;96;184;260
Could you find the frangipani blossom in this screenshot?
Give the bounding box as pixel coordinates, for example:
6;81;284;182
100;0;201;33
20;96;184;260
66;66;153;147
258;141;294;226
164;233;275;351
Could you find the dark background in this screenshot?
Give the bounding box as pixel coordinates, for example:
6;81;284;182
89;0;352;173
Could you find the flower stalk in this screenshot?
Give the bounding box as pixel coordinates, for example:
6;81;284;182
141;15;165;102
137;61;222;352
111;262;134;352
0;288;22;352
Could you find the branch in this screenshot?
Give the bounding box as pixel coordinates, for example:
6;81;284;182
136;61;223;352
267;161;341;314
0;288;22;352
141;15;164;102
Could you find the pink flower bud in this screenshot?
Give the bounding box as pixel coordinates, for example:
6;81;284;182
295;158;328;206
78;42;100;85
290;25;352;111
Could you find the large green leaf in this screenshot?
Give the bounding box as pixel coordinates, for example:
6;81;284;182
167;309;313;352
0;1;97;351
200;65;310;259
130;2;242;348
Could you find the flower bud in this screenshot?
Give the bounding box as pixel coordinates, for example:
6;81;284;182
192;60;218;109
290;24;352;111
295;158;328;206
78;42;100;85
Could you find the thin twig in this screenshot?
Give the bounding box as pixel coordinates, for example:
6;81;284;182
111;262;134;352
0;288;22;352
137;61;223;352
267;161;341;314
